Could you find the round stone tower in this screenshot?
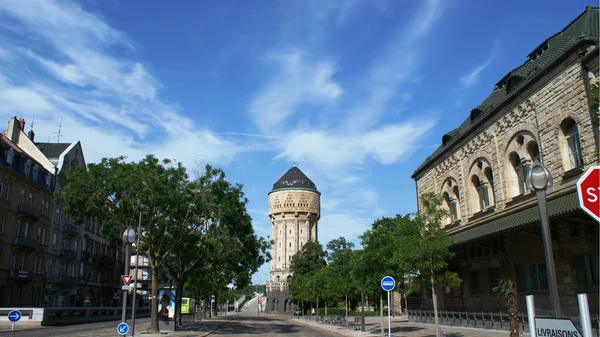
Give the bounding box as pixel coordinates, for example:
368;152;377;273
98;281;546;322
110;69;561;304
266;165;320;313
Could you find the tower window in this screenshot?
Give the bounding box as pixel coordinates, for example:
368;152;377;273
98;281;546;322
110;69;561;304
289;242;291;247
289;230;291;234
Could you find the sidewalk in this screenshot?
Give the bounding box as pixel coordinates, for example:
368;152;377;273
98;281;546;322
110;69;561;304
292;315;519;337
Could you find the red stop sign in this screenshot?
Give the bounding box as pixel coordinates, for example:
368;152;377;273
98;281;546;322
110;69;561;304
577;166;600;222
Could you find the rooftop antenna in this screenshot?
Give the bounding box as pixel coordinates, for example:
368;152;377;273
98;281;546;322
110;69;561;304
29;117;35;132
53;115;67;142
293;161;297;167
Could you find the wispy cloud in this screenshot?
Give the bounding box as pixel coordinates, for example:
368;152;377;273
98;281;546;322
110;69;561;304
0;0;254;167
459;40;502;88
247;0;445;246
249;49;343;134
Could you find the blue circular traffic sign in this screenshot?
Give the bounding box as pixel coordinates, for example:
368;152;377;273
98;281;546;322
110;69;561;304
7;310;21;323
381;276;395;292
117;322;129;335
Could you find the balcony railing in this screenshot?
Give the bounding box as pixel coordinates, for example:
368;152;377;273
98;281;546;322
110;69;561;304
63;224;80;236
9;269;32;281
59;276;77;285
92;253;116;266
61;249;77;259
14;236;37;250
17;202;42;219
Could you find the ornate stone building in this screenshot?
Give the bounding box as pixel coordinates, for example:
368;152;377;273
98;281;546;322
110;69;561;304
411;6;599;315
266;165;320;314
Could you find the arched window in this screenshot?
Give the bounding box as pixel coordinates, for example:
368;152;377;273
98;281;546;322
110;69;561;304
508;152;529;197
483;167;495;206
470;176;491;212
559;118;583;170
441;178;461;225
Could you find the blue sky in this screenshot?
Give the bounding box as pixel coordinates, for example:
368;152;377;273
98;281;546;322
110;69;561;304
0;0;593;284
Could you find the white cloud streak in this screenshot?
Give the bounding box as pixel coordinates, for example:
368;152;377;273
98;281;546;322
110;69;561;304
0;0;253;167
246;0;445;261
249;49;343;134
459;40;501;88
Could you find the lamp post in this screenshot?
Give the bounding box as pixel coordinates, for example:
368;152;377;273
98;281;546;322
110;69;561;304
121;226;136;325
130;212;142;337
526;159;561;317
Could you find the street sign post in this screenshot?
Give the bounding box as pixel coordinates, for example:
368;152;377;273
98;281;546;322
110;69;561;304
121;275;133;286
534;318;582;337
577;166;600;222
7;310;21;331
380;276;395;337
117;322;129;335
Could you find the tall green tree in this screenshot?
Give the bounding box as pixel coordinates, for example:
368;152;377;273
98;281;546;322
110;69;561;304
360;215;414;336
163;164;268;326
409;192;461;333
289;241;327;311
326;237;355;326
61;155;187;333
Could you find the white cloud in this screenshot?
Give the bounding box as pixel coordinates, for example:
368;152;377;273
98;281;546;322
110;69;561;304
275;121;435;174
249;49;342;134
245;0;445;266
459;40;501;88
0;0;252;167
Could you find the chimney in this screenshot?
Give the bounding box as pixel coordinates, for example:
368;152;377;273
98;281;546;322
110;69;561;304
7;117;19;142
27;129;35;142
18;118;25;131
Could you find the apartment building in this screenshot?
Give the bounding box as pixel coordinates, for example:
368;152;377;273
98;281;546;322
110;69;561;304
411;6;599;315
0;130;54;307
1;116;124;307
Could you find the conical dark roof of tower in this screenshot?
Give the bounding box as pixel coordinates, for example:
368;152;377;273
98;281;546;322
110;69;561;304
271;166;319;193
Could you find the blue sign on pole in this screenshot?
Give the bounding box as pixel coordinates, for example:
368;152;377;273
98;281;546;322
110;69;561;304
7;310;21;323
381;276;395;292
117;322;129;335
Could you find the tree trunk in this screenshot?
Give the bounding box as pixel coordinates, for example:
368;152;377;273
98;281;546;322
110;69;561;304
380;295;384;337
151;265;159;333
403;293;408;314
176;280;184;327
345;295;348;328
430;272;439;332
508;292;519;337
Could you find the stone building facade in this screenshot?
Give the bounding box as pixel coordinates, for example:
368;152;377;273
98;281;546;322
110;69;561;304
0;116;124;307
411;6;599;316
266;165;320;314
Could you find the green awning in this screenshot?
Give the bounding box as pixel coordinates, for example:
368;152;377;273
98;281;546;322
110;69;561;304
450;192;580;246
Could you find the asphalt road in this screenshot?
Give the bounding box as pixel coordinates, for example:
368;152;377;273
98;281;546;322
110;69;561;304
0;315;340;337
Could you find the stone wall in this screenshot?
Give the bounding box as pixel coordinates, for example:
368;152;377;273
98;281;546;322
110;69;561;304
268;189;320;285
414;47;599;229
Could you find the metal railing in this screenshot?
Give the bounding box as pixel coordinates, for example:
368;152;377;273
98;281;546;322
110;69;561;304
14;236;37;249
63;224;80;236
9;269;32;281
41;306;151;326
17;202;42;218
60;249;77;259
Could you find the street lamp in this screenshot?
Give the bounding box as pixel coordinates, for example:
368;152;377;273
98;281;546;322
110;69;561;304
121;226;136;325
526;159;561;317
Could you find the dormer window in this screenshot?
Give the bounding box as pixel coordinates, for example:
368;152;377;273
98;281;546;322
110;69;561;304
6;149;14;167
33;165;39;181
45;175;52;189
25;160;32;177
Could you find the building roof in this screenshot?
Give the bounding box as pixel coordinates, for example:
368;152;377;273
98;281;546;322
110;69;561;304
412;6;599;179
35;142;71;159
450;191;579;246
270;166;319;194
